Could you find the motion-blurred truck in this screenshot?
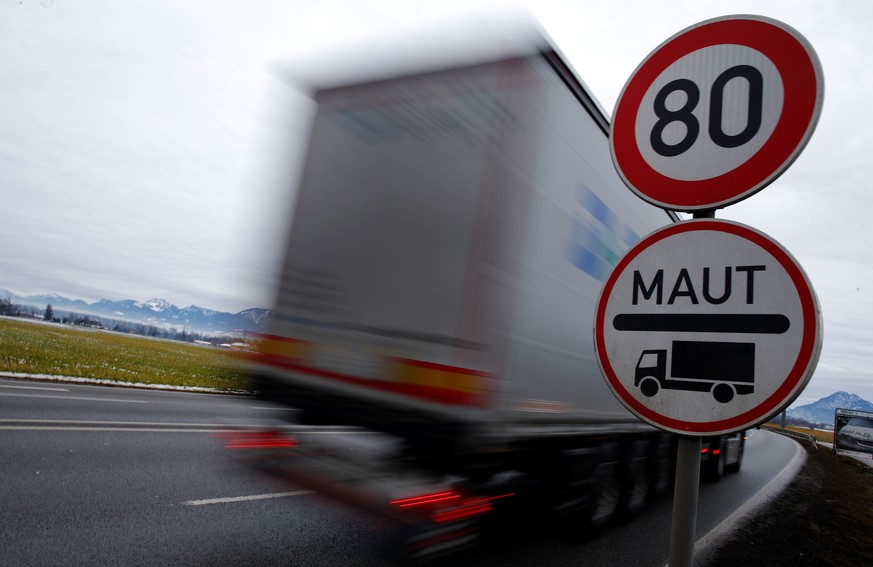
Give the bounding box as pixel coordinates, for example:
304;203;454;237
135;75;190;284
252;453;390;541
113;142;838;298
238;31;744;557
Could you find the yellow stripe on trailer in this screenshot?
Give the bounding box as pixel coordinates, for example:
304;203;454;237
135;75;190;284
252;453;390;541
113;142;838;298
257;336;312;361
391;359;489;395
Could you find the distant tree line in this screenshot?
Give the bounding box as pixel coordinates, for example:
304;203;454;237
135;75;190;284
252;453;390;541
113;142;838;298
0;297;38;317
1;299;240;345
104;319;209;342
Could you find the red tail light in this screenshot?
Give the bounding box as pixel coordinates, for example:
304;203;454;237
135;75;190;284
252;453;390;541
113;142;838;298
432;502;493;523
222;430;298;449
391;491;460;508
392;491;515;524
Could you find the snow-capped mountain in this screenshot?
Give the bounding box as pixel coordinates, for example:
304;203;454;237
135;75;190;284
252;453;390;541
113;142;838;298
3;291;270;335
236;308;271;325
143;298;172;312
788;392;873;425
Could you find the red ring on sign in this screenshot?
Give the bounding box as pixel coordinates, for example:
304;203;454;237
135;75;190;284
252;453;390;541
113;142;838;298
611;17;822;210
594;220;821;435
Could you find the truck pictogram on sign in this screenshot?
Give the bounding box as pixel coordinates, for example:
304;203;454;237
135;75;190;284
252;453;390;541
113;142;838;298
613;312;790;403
635;340;756;404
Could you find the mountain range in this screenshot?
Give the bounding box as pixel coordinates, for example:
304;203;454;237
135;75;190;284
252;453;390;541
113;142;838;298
787;391;873;425
1;290;270;336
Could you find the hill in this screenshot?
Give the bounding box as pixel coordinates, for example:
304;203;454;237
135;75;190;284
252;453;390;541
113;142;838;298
788;391;873;426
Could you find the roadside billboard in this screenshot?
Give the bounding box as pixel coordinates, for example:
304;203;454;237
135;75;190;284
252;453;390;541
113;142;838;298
834;408;873;457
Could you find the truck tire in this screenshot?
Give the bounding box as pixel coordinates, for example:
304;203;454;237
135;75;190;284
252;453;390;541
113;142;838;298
553;443;620;539
649;434;674;498
617;440;651;520
587;460;621;529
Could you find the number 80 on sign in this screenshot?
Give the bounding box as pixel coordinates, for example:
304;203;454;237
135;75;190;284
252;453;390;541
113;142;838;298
610;15;824;211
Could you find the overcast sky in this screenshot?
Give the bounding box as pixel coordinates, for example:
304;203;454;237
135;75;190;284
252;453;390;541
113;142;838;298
2;1;871;406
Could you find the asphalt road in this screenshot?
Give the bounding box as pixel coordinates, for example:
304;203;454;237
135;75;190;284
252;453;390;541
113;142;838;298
0;379;801;566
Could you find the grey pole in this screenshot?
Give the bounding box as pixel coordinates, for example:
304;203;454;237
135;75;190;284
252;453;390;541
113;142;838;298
667;207;716;566
669;436;702;566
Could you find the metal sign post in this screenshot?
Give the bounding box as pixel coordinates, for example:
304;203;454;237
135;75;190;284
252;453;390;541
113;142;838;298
670;436;701;567
668;208;712;567
595;216;821;565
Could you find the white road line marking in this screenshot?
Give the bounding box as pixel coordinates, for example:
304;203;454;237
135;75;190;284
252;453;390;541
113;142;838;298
0;392;147;403
679;432;808;566
0;420;378;436
0;427;376;434
0;419;263;427
183;490;314;506
0;418;375;432
0;384;70;392
0;427;245;432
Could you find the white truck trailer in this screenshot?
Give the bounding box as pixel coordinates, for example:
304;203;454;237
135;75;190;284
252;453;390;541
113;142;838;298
239;33;744;557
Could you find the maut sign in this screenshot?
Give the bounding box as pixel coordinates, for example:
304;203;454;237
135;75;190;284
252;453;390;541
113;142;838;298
610;15;824;211
594;219;822;436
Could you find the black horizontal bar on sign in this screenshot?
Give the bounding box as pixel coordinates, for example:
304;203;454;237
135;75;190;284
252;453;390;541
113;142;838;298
612;313;790;334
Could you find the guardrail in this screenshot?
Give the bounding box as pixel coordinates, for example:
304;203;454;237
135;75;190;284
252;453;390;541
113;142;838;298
761;424;818;448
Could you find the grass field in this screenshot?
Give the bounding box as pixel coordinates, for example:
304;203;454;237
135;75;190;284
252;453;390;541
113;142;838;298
0;317;251;391
787;425;835;444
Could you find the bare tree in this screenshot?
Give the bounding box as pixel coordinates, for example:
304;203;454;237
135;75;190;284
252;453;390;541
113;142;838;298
0;297;18;315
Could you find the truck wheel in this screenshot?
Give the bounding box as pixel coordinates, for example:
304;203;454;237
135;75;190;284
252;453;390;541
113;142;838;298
617;440;651;520
554;442;623;538
587;461;621;529
649;434;674;498
712;383;735;403
640;378;659;397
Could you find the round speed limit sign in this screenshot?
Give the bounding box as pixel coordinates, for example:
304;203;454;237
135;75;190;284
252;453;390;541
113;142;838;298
610;15;824;211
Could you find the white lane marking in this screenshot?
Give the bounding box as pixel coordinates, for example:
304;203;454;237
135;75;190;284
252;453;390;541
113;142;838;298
0;384;70;392
0;419;377;434
183;490;314;506
0;427;250;432
178;404;295;411
0;427;378;435
0;392;146;403
688;432;807;565
0;419;267;427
